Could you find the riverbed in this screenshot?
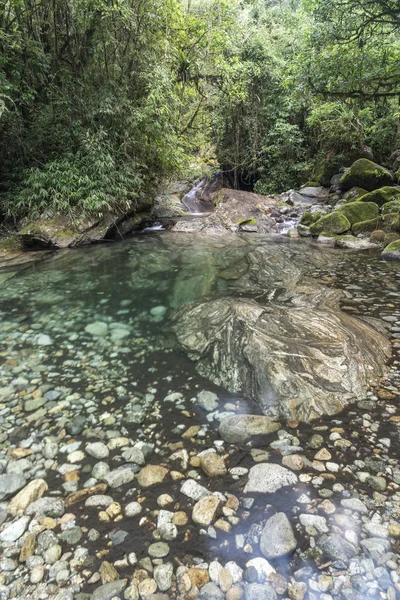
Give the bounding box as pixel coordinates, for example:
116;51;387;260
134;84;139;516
0;233;399;600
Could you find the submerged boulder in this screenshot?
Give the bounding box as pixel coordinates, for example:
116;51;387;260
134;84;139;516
340;159;393;192
173;289;390;422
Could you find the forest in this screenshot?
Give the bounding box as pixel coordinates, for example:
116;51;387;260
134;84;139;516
1;0;400;222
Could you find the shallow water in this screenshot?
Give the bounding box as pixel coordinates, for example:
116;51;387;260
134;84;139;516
1;233;400;599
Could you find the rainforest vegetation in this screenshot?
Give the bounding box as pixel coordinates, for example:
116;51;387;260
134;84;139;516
1;0;400;221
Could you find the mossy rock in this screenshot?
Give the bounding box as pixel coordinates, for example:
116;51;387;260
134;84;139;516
342;187;368;203
352;212;400;236
383;232;400;247
312;148;373;187
336;201;379;225
0;236;22;251
309;212;351;236
382;199;400;215
302;181;321;188
382;239;400;261
352;217;383;235
300;211;324;227
358;186;400;207
340;159;393;192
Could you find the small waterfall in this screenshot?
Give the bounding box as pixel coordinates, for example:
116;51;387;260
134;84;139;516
181;177;220;214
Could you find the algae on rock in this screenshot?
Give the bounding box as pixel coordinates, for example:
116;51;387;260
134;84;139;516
340;159;393;192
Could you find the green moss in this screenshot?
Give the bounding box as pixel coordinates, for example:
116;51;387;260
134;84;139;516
340;159;393;192
383;232;400;247
382;199;400;215
382;239;400;260
237;218;256;225
0;236;22;251
383;213;400;232
336;201;379;225
300;211;324;226
342;187;368;203
303;181;320;187
358;186;400;207
352;217;382;235
309;212;351;236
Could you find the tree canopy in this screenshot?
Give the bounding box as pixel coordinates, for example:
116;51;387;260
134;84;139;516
1;0;400;221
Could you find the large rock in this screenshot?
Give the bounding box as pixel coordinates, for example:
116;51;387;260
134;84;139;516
219;415;280;443
309;212;350;236
174;289;390;422
259;513;297;559
336;201;379;225
358;186;400;207
18;208;152;250
382;239;400;261
340;159;393;192
244;464;298;494
172;189;280;233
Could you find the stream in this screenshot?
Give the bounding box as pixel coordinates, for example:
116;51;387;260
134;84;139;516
0;232;400;600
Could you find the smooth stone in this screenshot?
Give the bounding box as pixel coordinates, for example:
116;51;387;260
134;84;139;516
0;473;26;501
154;563;173;592
245;583;277;600
86;443;110;460
244;464;298;494
199;582;225;600
192;495;220;526
8;479;48;515
341;498;368;514
137;465;168;487
201;453;227;478
180;479;209;500
197;390;219;412
219;415;280;443
26;497;65;517
148;542;170;558
260;513;297;559
90;579;128;600
104;469;135;488
0;515;30;542
125;502;142;517
245;557;275;583
85;322;109;337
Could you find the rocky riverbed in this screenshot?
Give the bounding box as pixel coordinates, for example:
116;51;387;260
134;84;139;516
0;233;399;600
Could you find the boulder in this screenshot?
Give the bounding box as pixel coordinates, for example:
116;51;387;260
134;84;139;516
259;513;297;559
174;290;390;422
358;186;400;207
336;202;379;225
352;213;400;236
219;415;280;443
172;189;280;233
382;199;400;215
335;236;378;250
309;212;350;236
312;148;373;187
340;159;393;192
342;187;368;202
382;239;400;261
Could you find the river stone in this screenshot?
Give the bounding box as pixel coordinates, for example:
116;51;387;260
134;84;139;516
104;468;135;488
7;479;48;516
192;495;220;526
219;415;280;443
174;288;390;421
244;464;298;494
0;516;30;542
197;390;219;412
90;579;128;600
25;497;65;518
85;322;109;337
154;563;173;592
148;542;170;558
245;583;277;600
199;582;225;600
86;442;109;459
318;534;357;563
180;479;209;500
260;513;297;559
245;558;275;583
137;465;168;487
201;453;227;477
0;473;26;501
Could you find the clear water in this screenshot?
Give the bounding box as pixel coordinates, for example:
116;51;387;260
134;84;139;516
1;232;400;596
